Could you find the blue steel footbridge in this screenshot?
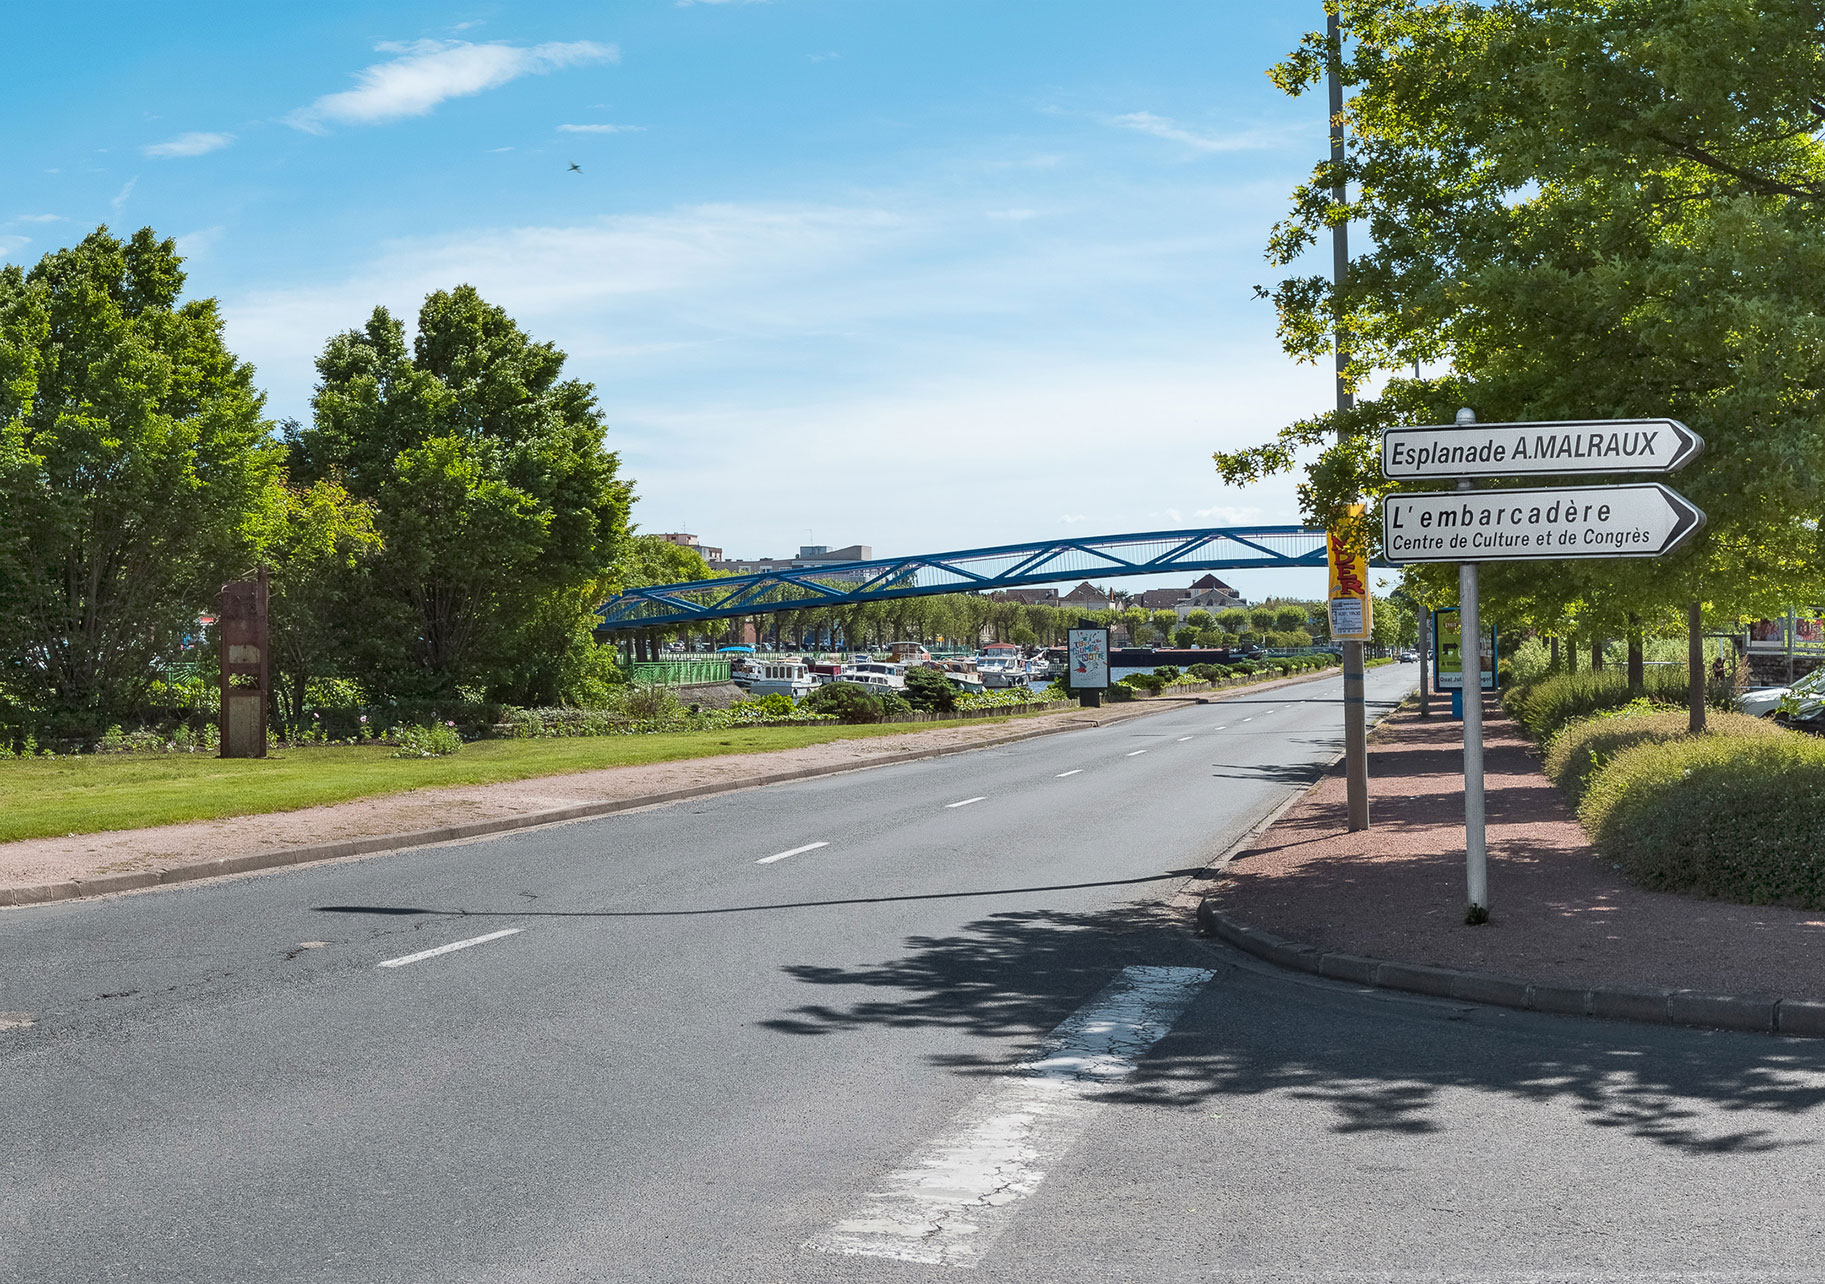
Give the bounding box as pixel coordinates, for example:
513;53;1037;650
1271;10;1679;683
598;525;1375;631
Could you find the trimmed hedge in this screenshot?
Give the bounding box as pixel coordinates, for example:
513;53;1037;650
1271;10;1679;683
1580;731;1825;909
1544;707;1783;804
1502;667;1699;741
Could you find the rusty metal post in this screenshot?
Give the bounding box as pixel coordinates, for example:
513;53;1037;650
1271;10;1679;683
218;569;270;758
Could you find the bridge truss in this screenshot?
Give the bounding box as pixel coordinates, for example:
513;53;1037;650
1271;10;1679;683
598;525;1353;631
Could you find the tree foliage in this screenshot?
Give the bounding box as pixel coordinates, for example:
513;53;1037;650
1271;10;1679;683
289;286;631;699
0;227;281;736
1219;1;1825;701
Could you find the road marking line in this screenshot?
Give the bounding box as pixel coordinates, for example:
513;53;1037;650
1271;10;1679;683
758;841;829;865
1126;749;1146;757
1176;736;1192;742
945;796;987;808
1055;769;1083;778
1241;717;1253;722
809;965;1215;1266
376;928;522;969
1213;725;1226;730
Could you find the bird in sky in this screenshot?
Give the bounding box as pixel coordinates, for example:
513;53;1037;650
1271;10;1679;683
568;162;582;173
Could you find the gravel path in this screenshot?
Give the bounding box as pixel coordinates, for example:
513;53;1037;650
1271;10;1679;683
1206;701;1825;998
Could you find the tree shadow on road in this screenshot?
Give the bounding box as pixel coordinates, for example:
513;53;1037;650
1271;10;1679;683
757;900;1825;1156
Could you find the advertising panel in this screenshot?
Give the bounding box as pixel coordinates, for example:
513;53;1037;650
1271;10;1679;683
1747;613;1825;653
1326;506;1372;641
1433;608;1495;691
1066;628;1110;690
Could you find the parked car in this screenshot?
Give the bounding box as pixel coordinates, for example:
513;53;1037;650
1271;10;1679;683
1399;649;1419;663
1764;667;1825;731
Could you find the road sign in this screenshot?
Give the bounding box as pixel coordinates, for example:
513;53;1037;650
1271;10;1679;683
1383;483;1705;564
1381;418;1703;480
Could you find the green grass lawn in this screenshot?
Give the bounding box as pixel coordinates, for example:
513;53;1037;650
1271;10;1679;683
0;718;1018;844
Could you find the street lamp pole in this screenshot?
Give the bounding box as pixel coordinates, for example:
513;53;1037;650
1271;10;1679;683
1329;8;1371;830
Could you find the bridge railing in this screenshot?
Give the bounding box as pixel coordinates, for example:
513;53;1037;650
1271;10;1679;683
627;659;733;686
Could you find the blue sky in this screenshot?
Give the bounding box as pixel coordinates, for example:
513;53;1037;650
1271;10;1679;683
5;1;1356;600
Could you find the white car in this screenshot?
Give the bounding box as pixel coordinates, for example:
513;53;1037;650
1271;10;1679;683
1738;686;1791;718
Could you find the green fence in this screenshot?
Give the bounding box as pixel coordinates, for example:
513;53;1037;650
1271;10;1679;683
628;659;733;686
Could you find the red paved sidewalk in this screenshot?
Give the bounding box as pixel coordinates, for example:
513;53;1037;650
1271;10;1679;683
1206;703;1825;999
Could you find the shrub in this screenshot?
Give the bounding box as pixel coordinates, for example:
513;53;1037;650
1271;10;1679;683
1120;673;1166;692
1580;730;1825;908
904;665;957;713
735;693;796;718
499;707;630;738
1502;667;1699;742
804;681;885;723
1152;665;1180;681
390;723;463;757
1544;706;1783;803
622;684;682;721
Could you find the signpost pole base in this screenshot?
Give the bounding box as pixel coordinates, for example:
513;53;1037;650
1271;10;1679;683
1343;641;1370;831
1460;557;1488;924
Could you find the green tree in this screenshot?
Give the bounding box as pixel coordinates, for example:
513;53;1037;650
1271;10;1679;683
1151;609;1181;645
1219;1;1825;729
1215;607;1250;638
255;480;381;729
1273;605;1309;633
1184;609;1214;634
1121;607;1151;646
291;286;630;699
0;227;282;737
1248;608;1277;638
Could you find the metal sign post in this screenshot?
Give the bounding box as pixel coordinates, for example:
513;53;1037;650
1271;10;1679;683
1381;407;1705;925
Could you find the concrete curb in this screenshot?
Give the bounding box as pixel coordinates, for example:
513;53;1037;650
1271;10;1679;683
0;670;1328;910
1194;901;1817;1039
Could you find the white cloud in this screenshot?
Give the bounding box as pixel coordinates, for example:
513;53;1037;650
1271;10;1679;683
808;52;840;63
288;40;617;132
143;131;235;159
13;213;65;224
1194;504;1264;524
110;177;137;214
218;187;1329;597
1109;111;1273;154
0;235;30;259
986;208;1038;221
176;225;226;260
557;123;644;134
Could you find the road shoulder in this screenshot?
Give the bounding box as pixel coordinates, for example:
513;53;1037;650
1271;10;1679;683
0;672;1326;908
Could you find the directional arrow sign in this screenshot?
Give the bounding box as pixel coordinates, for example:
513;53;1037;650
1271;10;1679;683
1383;483;1705;564
1381;418;1703;480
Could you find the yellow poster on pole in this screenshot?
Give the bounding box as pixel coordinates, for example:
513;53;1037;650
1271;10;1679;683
1327;505;1372;641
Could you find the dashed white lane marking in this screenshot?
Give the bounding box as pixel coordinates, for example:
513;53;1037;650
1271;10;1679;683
1125;749;1146;757
809;965;1216;1266
1055;769;1083;778
758;841;829;865
1176;736;1192;742
945;796;987;809
1241;717;1253;722
1213;725;1226;730
377;928;522;969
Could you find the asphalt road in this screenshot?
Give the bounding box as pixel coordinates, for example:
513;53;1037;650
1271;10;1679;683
7;663;1825;1283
